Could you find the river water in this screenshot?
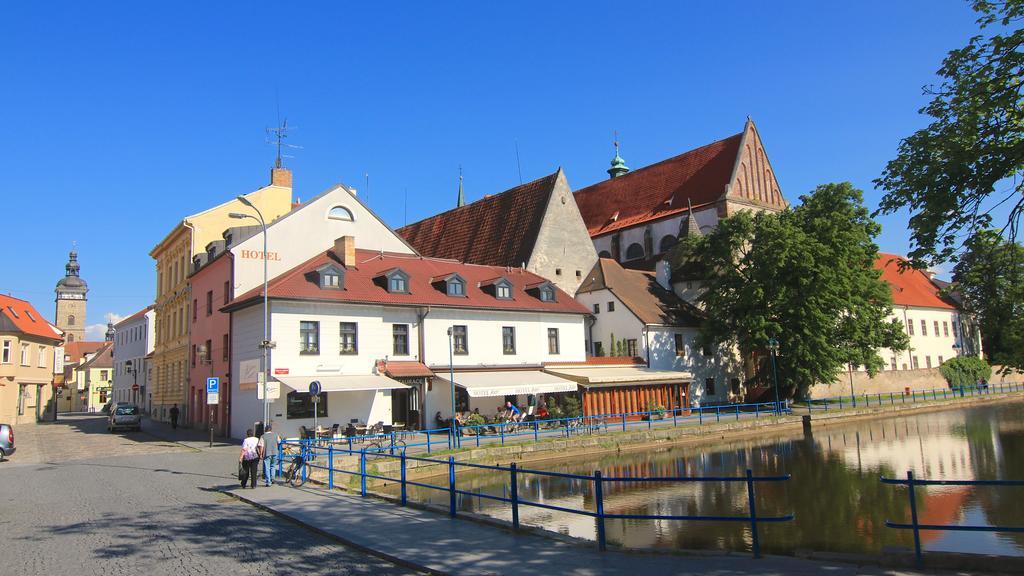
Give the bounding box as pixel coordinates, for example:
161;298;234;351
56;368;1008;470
392;401;1024;557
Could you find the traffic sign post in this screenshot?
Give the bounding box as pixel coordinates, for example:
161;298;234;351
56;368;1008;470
206;377;219;405
310;381;321;438
206;377;220;448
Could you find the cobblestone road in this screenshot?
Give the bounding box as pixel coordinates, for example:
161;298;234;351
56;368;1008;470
1;415;415;576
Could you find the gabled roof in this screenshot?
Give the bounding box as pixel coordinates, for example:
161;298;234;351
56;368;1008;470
225;248;590;315
575;133;742;237
0;294;63;341
875;253;956;310
579;258;702;327
114;306;153;329
80;342;113;370
397;171;561;267
64;341;107;363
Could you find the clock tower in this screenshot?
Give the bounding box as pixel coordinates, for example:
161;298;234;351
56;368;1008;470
55;250;88;343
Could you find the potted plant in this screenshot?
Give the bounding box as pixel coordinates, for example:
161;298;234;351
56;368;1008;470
644;399;666;420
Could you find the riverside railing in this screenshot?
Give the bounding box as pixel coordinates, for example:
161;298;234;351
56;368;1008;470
805;381;1024;414
285;400;788;453
881;471;1024;565
281;439;794;557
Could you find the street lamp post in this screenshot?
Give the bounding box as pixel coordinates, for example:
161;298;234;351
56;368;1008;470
848;362;857;408
447;327;458;448
230;199;270;429
767;338;781;415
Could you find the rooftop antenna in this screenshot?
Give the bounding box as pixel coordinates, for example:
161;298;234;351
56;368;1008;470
365;173;370;204
404;187;408;227
514;140;523;185
266;118;302;168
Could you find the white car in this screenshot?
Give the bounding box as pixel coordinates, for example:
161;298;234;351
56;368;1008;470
108;404;142;432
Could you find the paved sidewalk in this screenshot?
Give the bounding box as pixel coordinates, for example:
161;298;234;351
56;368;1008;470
141;417;237;450
226;484;947;576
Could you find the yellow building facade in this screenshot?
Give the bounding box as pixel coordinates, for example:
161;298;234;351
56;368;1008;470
148;168;293;423
0;295;63;425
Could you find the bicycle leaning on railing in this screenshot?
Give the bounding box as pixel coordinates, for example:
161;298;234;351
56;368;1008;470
281;442;313;487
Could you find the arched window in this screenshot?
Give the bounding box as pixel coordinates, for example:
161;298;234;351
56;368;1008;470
598;250;612;259
625;243;645;261
659;235;678;253
328;206;355;221
67;314;75;326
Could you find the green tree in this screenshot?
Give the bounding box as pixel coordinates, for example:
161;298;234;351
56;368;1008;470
875;0;1024;266
674;183;908;398
938;356;993;386
950;228;1024;368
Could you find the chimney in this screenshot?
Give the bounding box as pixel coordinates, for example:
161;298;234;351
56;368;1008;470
656;259;672;291
271;167;292;188
334;236;357;268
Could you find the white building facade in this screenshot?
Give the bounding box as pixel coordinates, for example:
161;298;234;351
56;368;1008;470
112;308;155;410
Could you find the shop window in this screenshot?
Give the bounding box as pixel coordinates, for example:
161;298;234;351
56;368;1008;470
286;391;328;419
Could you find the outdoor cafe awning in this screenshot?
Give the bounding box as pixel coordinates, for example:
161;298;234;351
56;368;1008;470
275;374;410;393
542;366;692;389
434;370;578;398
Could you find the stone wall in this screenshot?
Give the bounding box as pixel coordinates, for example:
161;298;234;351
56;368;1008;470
809;368;948;399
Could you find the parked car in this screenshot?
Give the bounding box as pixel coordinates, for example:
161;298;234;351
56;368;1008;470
0;423;14;461
108;404;141;432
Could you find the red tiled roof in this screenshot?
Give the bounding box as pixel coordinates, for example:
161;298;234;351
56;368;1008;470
578;258;702;326
226;248;590;316
396;171;560;267
64;341;107;362
875;253;955;310
80;342;113;369
0;294;63;342
574;133;742;237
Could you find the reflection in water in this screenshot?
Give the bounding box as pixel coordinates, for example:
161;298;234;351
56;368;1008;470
388;402;1024;557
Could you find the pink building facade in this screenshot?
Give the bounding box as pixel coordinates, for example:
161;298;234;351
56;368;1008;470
188;251;233;436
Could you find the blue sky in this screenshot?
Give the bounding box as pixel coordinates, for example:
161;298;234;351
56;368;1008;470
0;1;985;336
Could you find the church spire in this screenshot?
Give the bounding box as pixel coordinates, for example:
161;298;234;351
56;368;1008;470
607;131;629;179
457;166;465;208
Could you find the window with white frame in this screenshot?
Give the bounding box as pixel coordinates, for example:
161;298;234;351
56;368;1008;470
339;322;358;355
1;340;10;364
502;327;516;355
37;346;46;368
300;321;320;354
495;280;512;300
20;343;29;366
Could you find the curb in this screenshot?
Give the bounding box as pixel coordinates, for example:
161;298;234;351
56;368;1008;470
219;488;446;575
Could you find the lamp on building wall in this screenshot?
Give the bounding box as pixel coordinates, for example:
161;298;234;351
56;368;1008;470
231;199;271;428
126;359;138;407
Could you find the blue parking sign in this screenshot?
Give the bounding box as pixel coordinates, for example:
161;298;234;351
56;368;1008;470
206;377;219;394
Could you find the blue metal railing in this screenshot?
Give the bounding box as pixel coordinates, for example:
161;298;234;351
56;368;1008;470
282;439;793;557
882;470;1024;565
283;401;789;452
805;381;1024;414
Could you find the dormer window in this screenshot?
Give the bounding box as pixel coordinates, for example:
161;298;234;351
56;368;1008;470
390;275;407;293
316;264;345;290
496;281;512;300
447;277;465;296
540;285;556;302
375;268;410;294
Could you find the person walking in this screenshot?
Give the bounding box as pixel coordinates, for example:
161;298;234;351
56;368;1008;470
169;404;180;430
259;424;278;487
239;428;260;489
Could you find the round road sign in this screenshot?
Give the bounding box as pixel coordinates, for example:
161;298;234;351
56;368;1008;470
309;380;321;396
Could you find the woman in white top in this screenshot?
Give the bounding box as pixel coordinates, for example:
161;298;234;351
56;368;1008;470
239;429;261;489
